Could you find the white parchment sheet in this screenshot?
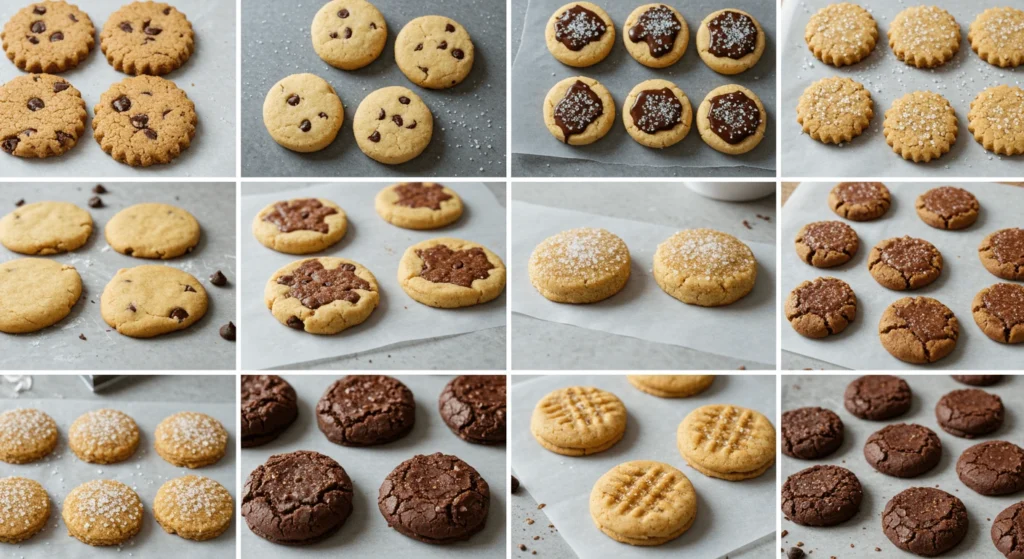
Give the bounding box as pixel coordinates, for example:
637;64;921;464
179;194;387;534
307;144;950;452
511;0;776;171
511;201;776;366
0;399;236;559
240;374;506;558
782;374;1023;558
240;183;506;370
511;374;776;559
781;0;1022;177
782;183;1024;370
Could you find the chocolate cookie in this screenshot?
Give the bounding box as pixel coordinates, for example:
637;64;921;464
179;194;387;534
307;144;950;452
936;388;1004;438
785;277;857;338
973;283;1024;344
240;375;298;448
781;465;862;526
242;450;353;545
864;423;942;478
378;452;489;544
993;501;1024;558
916;186;979;230
980;228;1024;281
868;236;943;290
952;375;1002;386
794;220;859;268
438;375;506;445
829;182;891;221
316;375;415;446
781;407;844;460
879;297;959;364
957;440;1024;496
882;487;967;556
844;375;912;420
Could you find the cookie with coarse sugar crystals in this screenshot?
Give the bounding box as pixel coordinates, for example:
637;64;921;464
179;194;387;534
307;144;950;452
68;409;140;464
155;411;228;468
543;76;615;145
62;479;143;546
545;2;615;68
968;85;1024;156
797;77;873;144
889;5;960;69
653;228;757;307
0;408;58;463
969;7;1024;68
529;227;630;304
883;91;958;163
804;3;878;67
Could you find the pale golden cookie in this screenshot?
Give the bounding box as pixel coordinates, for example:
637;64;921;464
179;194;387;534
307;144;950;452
253;198;348;254
262;73;344;153
677;404;775;481
805;3;878;66
353;85;433;164
797;77;873;144
969;8;1024;68
696;9;765;75
545;2;615;68
543;76;615;145
265;257;379;334
972;283;1024;344
0;258;81;334
590;461;696;546
2;1;95;73
395;15;474;89
105;203;200;259
0;409;57;464
155;412;227;468
696;84;766;155
311;0;387;71
968;85;1024;156
531;386;626;456
0;477;49;544
397;237;506;308
653;228;757;307
154;475;233;541
100;265;208;338
93;75;197;166
0;200;91;254
62;480;142;546
627;375;714;398
879;296;959;364
529;227;630;304
69;409;140;464
374;182;463;230
883;91;958;163
622;4;688;68
622;79;692;149
889;6;960;68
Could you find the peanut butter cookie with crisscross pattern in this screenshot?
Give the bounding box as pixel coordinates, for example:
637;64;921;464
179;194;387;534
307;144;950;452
677;404;775;480
531;386;626;456
590;460;696;546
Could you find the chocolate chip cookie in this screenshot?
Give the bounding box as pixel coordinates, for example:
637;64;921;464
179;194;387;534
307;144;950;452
785;277;857;338
952;375;1002;386
828;182;890;221
262;73;344;153
936;388;1004;438
980;228;1024;281
794;220;859;268
311;0;387;71
781;407;844;460
882;487;967;556
781;465;862;526
993;501;1024;557
252;198;348;254
957;440;1024;496
868;236;943;290
864;423;942;478
0;258;81;334
844;375;911;420
100;1;194;75
93;75;197;166
316;375;415;446
395;16;474;89
0;74;87;158
241;375;298;447
264;257;379;335
439;375;506;445
353;86;433;164
973;283;1024;344
916;186;979;230
2;1;95;73
398;237;507;308
879;297;959;364
0;200;92;254
100;265;207;338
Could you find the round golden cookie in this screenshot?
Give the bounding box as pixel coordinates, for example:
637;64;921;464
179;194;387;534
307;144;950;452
0;200;92;254
622;4;688;68
154;475;233;541
0;258;82;334
397;237;506;308
529;227;630;304
795;220;860;268
545;2;615;67
878;296;959;364
543;76;615;145
979;228;1024;281
653;228;757;307
311;0;388;71
973;283;1024;344
253;198;348;254
883;91;958;163
590;460;696;546
696;9;765;74
915;186;979;230
531;386;627;456
0;477;49;544
155;412;228;468
889;6;960;68
62;479;143;546
0;408;58;464
105;203;200;259
696;84;766;155
805;2;878;67
262;73;344;153
394;16;474;89
868;236;943;291
265;257;380;334
100;265;208;338
2;1;96;73
352;85;434;164
374;182;463;230
622;79;692;149
797;77;873;144
677;404;776;481
828;182;890;221
627;375;714;398
968;85;1024;156
68;409;140;464
969;8;1024;68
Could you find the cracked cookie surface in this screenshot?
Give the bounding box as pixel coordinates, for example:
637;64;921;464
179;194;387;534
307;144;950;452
864;423;941;478
264;257;379;335
316;375;415;446
0;258;81;334
916;186;979;230
312;0;386;70
105;203;199;259
529;227;629;303
868;236;942;290
953;374;1002;386
781;406;843;460
785;277;856;338
795;220;859;267
398;237;506;308
253;197;347;254
93;75;197;166
0;200;91;254
262;73;344;153
653;228;757;307
843;375;911;420
973;283;1024;344
395;15;473;89
936;388;1003;438
439;375;506;445
241;375;298;447
353;85;433;164
882;487;967;556
828;182;890;221
980;228;1024;281
0;73;87;158
2;1;94;73
781;465;862;526
879;297;958;364
100;1;194;75
993;501;1024;557
100;264;207;338
956;440;1024;496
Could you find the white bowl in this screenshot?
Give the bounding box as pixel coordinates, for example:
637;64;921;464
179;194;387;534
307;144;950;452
685;182;776;202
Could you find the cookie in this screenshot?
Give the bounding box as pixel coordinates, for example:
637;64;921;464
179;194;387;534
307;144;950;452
0;258;81;334
864;423;942;478
311;0;387;71
889;6;960;68
316;375;415;446
868;236;942;290
265;257;379;334
240;374;298;447
252;198;347;254
969;85;1024;156
804;3;878;66
378;453;489;544
0;477;49;544
936;388;1004;438
243;450;353;546
796;77;873;144
0;408;57;463
653;228;757;307
545;2;615;68
781;465;862;526
100;265;208;338
395;16;473;89
883;91;958;162
828;182;890;221
696;9;764;74
398;237;506;308
543;76;615;145
882;487;967;556
353;85;433;164
957;440;1024;495
93;75;197;166
530;386;626;456
973;283;1024;344
785;277;857;338
993;502;1024;558
843;375;911;420
99;2;194;75
529;227;630;304
795;220;859;267
155;412;228;468
677;404;775;481
68;409;140;464
627;375;714;398
3;1;94;72
262;73;344;153
0;200;91;254
62;480;143;546
969;8;1024;68
696;84;766;154
781;406;843;460
879;297;959;364
374;182;462;230
590;460;696;546
980;228;1024;281
154;475;233;541
623;4;688;68
0;73;87;158
953;375;1002;386
438;375;506;445
105;203;200;259
915;186;979;230
622;79;692;148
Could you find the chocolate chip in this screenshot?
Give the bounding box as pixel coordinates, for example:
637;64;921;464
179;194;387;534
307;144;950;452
219;322;236;341
162;109;171;119
406;120;417;129
143;36;155;43
124;248;133;256
53;81;70;93
112;96;131;112
438;40;447;50
27;36;39;44
184;284;196;292
119;21;132;33
787;548;806;559
344;27;352;38
79;333;86;341
446;23;455;32
128;303;136;312
209;270;228;286
141;91;152;96
69;14;77;22
340;263;356;271
15;199;25;207
287;94;300;106
452;48;464;60
337;8;349;18
26;98;44;111
318;112;328;119
368;131;381;142
130;114;149;129
418;65;429;75
33;6;46;15
93;184;107;194
415;43;423;51
299;119;311;132
169;308;189;322
286;316;304;330
88;196;103;208
1;138;20;153
370;22;377;29
163;7;171;15
377;108;385;120
144;129;158;140
144;26;162;36
511;475;519;493
392;114;403;126
399;96;410;104
55;131;72;144
50;31;63;42
329;31;337;39
30;21;45;33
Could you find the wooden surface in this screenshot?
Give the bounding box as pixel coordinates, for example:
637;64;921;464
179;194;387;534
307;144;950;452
781;182;1024;205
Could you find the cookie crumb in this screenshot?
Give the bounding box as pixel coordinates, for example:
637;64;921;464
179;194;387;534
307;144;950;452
78;333;86;341
93;184;107;194
537;503;546;509
15;199;25;207
88;196;103;208
519;544;527;551
743;219;752;229
797;542;804;547
787;548;805;559
781;530;788;537
526;518;534;525
533;536;539;540
875;547;881;552
738;365;746;370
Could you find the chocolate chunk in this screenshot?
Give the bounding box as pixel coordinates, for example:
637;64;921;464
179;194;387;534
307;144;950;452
286;316;304;330
286;94;300;106
49;32;63;42
20;128;36;137
55;131;72;145
130;114;149;129
92;184;107;194
1;138;19;153
446;23;455;32
169;308;189;322
452;48;464;59
787;548;805;559
337;8;349;18
124;248;133;256
241;375;298;447
393;183;452;210
318;112;328;119
511;475;519;493
343;27;352;39
15;199;25;207
88;196;103;208
128;303;136;312
707;11;758;59
263;199;337;233
112;96;131;112
144;129;158;140
53;81;70;93
78;333;86;341
391;114;403;126
406;120;417;129
317;376;415;446
414;43;423;51
219;321;236;341
119;21;132;33
554;5;607;51
707;91;761;144
27;36;39;44
438;40;447;50
377;108;385;120
26;97;44;111
144;25;161;36
552;80;603;142
628;5;682;57
163;8;171;15
277;260;371;308
30;21;45;34
370;22;376;29
33;6;46;15
209;270;228;286
369;131;381;142
399;96;410;104
299;119;311;132
69;13;77;22
416;245;493;287
329;31;338;39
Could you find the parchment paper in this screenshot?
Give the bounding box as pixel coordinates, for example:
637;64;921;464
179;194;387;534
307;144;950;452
782;374;1022;558
781;182;1024;370
510;374;776;559
240;374;506;557
0;183;237;371
510;0;776;171
781;0;1022;177
0;0;236;178
240;182;506;370
511;200;776;366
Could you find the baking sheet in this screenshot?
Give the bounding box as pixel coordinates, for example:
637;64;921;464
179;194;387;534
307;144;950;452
510;374;776;559
510;0;776;171
781;183;1024;370
240;0;506;178
0;183;237;371
780;0;1022;178
0;0;236;178
240;374;506;557
511;200;776;366
239;182;506;370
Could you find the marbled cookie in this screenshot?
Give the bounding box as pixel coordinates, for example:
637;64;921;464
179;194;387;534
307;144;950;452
0;73;86;158
265;257;379;334
696;84;766;155
805;3;877;67
398;237;506;308
797;77;873;144
2;1;94;73
968;85;1024;156
979;228;1024;281
973;283;1024;344
395;16;473;89
353;86;433;164
889;6;960;68
312;0;387;71
883;91;957;163
969;8;1024;68
544;76;615;145
545;2;615;68
262;73;344;153
100;1;194;75
93;75;197;166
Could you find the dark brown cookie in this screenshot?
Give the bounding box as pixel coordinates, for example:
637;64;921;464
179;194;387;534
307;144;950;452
882;487;967;556
935;388;1004;438
868;236;943;290
781;465;862;526
316;375;415;446
785;277;857;338
957;441;1024;496
781;406;844;459
844;375;912;420
879;296;959;364
242;450;354;545
915;186;979;230
829;182;891;221
378;452;489;544
952;375;1003;386
992;501;1024;558
864;423;942;478
438;375;506;445
794;220;859;268
240;375;298;447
